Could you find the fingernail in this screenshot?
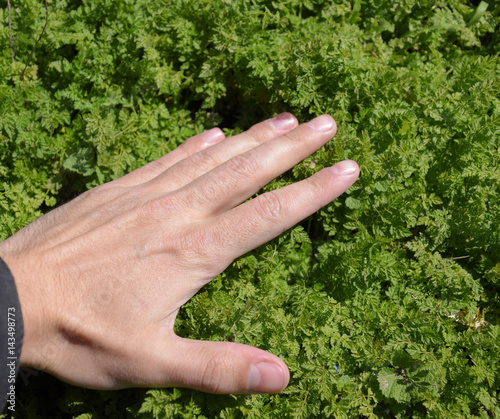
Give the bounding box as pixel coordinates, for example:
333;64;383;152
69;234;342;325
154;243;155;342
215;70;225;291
306;115;335;132
201;128;224;145
247;363;285;393
266;113;296;131
329;160;358;176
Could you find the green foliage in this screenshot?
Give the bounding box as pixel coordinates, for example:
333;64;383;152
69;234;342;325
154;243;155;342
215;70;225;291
1;0;499;417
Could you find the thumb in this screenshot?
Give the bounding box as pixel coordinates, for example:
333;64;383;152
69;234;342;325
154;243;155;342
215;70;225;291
163;337;290;394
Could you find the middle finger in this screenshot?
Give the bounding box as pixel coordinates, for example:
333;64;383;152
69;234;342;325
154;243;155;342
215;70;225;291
177;114;337;219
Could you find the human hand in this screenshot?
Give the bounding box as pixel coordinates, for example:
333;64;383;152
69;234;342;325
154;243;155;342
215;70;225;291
0;113;359;394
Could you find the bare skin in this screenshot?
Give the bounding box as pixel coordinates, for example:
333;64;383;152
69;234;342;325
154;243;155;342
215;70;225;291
0;113;359;394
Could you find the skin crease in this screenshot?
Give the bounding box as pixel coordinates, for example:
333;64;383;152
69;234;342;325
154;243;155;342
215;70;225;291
0;113;359;395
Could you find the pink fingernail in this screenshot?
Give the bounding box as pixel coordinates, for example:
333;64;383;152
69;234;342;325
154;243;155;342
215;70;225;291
247;363;285;393
329;160;358;176
306;115;335;132
201;128;224;145
266;112;297;131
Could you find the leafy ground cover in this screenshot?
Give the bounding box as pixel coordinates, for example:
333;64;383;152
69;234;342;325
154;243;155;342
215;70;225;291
1;0;499;417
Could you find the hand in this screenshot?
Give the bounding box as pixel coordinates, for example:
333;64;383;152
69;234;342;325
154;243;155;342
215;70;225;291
0;113;359;394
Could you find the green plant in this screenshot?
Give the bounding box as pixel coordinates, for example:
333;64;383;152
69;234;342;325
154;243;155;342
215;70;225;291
1;0;499;417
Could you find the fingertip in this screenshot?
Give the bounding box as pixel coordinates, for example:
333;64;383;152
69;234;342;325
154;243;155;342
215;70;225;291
328;159;359;177
201;127;225;146
274;355;290;389
306;114;337;133
265;112;298;131
247;361;289;394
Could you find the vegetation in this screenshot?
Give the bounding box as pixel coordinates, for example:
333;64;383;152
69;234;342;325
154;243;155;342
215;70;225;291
1;0;499;417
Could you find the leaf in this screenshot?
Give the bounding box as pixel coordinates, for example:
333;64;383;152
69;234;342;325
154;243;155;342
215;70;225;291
345;196;362;209
63;148;95;176
348;0;362;24
377;369;411;403
467;1;489;27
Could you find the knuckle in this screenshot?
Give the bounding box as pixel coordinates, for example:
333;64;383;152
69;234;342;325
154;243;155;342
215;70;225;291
137;193;181;219
226;152;260;178
254;191;285;221
141;159;168;178
79;183;119;204
282;130;299;146
187;148;220;173
80;184;105;201
174;226;229;277
180;227;216;259
245;124;270;145
175;139;195;159
199;353;228;394
177;228;201;255
306;174;328;198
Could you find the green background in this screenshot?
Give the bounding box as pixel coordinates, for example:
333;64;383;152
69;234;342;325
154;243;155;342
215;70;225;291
1;0;499;417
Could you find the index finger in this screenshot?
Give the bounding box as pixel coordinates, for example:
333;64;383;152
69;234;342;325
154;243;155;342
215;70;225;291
205;160;359;263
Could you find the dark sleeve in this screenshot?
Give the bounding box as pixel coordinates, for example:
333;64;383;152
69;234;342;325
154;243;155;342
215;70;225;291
0;257;24;413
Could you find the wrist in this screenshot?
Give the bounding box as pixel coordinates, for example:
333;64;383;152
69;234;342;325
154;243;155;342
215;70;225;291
0;242;60;371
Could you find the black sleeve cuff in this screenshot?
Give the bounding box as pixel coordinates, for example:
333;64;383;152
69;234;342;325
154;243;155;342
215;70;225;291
0;257;24;413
